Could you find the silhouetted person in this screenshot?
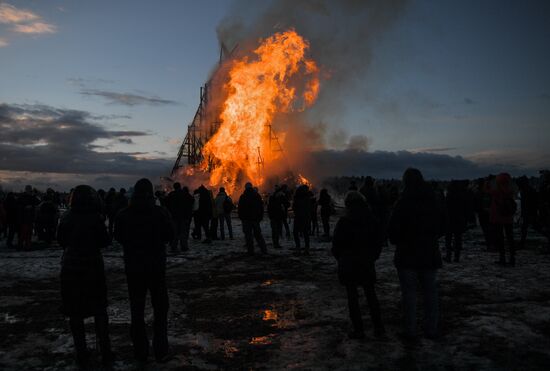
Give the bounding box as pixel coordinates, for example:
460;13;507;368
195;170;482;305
238;182;266;255
318;189;333;239
539;171;550;251
36;189;59;245
348;180;358;191
113;188;128;219
268;185;286;249
473;178;492;250
517;176;538;249
195;185;213;243
17;185;39;249
489;173;516;266
4;192;18;248
332;191;385;340
359;177;384;220
309;190;319;236
214;187;234;240
280;184;292;239
166;182;194;252
388;168;444;341
104;188;117;237
114;178;174;363
57;185;113;369
360;176;388;244
444;180;472;263
292;185;311;255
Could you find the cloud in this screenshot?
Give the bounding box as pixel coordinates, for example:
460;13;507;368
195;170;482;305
0;103;171;178
409;147;458;153
464;98;476;105
0;37;8;47
0;4;39;24
12;21;56;34
0;3;57;38
306;149;539;182
80;89;178;106
67;77;115;87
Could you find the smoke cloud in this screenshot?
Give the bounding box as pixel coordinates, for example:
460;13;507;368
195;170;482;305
210;0;410;186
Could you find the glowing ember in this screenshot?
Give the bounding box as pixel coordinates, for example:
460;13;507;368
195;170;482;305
201;29;319;194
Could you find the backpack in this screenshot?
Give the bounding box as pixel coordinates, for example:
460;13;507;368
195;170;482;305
223;196;234;213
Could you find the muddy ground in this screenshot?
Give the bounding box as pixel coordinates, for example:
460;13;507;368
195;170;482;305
1;217;550;370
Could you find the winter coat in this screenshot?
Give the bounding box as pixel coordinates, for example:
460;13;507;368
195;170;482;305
292;189;311;226
214;191;232;215
332;207;382;286
318;192;332;218
238;188;264;222
112;193;128;217
520;186;538;220
166;189;194;220
17;193;39;225
267;191;287;220
4;194;18;224
445;184;472;234
114;198;174;275
489;174;516;225
57;210;110;317
196;186;213;220
388;185;444;270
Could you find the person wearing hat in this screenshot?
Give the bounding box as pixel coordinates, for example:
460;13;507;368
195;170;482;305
114;178;174;363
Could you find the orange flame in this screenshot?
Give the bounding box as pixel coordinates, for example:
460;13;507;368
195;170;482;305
201;29;319;194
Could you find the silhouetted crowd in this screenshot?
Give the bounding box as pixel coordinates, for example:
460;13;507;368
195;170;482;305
1;168;550;368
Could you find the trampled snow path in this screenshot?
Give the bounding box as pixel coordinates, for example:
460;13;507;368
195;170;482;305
1;217;549;370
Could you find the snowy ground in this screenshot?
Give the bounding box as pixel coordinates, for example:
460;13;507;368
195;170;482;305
1;216;550;370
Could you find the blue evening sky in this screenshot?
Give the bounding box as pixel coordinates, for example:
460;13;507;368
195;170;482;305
1;0;549;185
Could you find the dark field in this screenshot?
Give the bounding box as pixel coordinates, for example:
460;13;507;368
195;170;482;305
1;218;549;370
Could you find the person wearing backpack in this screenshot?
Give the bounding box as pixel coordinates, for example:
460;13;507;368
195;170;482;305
215;187;234;240
489;173;517;266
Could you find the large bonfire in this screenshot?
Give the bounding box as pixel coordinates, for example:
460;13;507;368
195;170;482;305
200;29;320;194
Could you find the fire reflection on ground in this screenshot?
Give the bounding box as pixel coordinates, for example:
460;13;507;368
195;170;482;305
249;335;274;346
261;308;278;322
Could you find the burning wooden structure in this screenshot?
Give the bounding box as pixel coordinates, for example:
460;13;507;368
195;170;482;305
170;30;319;194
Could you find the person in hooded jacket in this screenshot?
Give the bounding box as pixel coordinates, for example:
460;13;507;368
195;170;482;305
388;168;445;341
114;178;174;363
57;185;113;369
238;182;267;255
292;185;311;254
332;191;385;340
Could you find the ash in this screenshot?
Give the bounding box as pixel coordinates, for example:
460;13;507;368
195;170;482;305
1;218;549;370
